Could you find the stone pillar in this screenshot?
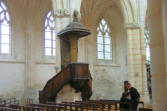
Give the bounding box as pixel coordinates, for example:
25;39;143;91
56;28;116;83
162;0;167;110
163;0;167;71
148;0;167;110
126;26;149;103
24;12;37;101
53;9;72;68
25;26;35;90
139;28;150;104
54;17;61;73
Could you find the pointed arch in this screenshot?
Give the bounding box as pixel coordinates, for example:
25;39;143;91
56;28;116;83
97;19;112;60
0;0;11;55
80;0;136;25
117;0;135;24
44;10;56;56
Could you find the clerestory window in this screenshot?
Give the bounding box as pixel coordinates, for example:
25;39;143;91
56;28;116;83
0;1;11;55
44;11;56;57
97;19;112;60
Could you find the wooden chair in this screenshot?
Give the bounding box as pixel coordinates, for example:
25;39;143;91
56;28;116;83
139;108;152;111
0;107;19;111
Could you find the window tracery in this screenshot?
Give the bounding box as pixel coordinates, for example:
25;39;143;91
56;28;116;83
0;1;10;55
97;19;112;60
44;11;56;57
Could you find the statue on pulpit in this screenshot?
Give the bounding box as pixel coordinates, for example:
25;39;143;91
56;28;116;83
73;10;79;21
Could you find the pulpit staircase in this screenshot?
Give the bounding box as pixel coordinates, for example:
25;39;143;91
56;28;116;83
39;63;92;103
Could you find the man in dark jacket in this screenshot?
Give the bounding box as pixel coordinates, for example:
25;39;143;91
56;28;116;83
126;83;140;110
120;92;131;110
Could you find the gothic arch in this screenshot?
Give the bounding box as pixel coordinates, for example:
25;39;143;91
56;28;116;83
0;0;11;55
118;0;135;24
80;0;135;25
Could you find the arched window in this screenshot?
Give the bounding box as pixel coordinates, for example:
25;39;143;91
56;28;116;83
144;29;150;62
0;1;10;55
97;19;112;60
44;11;56;56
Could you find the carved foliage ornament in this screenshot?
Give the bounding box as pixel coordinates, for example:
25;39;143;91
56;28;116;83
54;9;71;17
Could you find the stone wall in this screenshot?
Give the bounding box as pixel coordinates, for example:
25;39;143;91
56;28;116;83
0;0;59;102
79;1;128;100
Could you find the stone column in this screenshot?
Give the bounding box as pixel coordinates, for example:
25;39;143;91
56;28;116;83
25;27;35;90
163;0;167;71
24;12;37;101
54;14;63;72
148;0;167;110
53;9;72;68
126;24;149;103
162;0;167;110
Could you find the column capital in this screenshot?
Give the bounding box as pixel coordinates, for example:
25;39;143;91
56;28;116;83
125;22;141;29
54;9;71;17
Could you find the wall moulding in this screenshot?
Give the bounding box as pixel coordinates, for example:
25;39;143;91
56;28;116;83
94;64;120;67
0;60;25;64
36;61;57;65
